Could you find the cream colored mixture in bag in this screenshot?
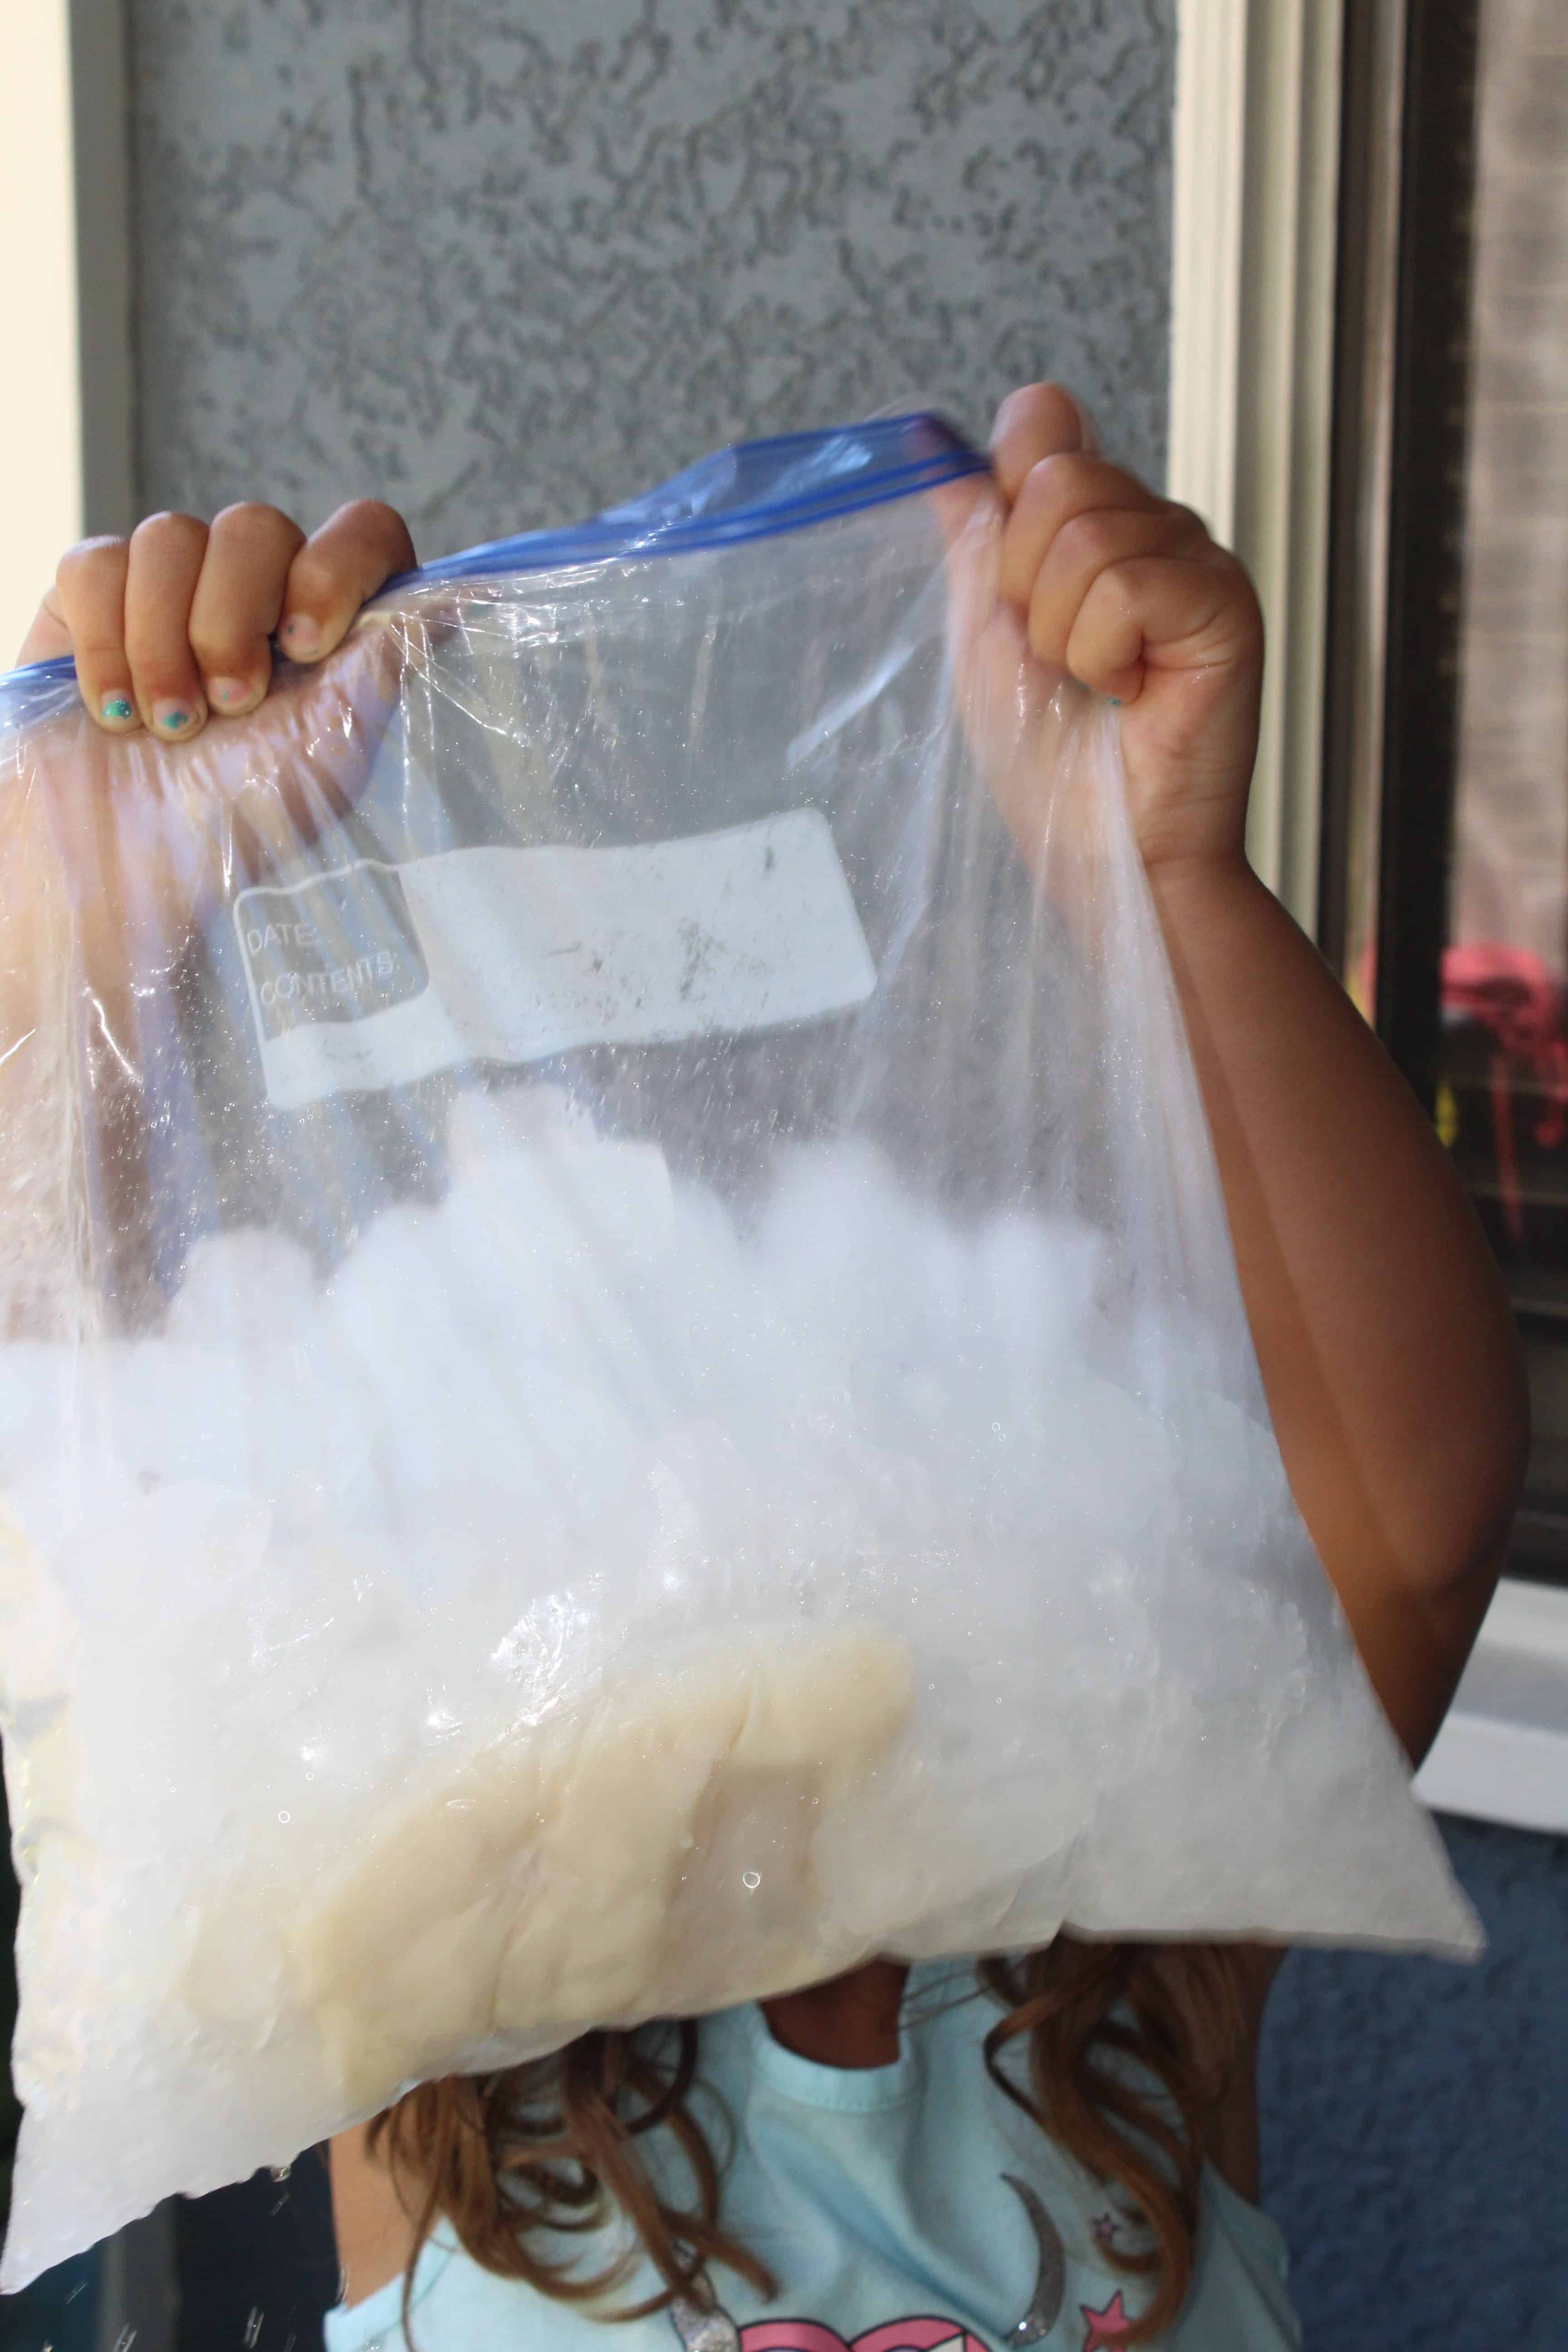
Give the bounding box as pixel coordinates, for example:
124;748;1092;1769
287;1627;914;2111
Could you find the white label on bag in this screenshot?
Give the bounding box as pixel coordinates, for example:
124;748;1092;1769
233;809;877;1110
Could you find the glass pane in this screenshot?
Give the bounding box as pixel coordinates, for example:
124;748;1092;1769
1447;0;1568;1575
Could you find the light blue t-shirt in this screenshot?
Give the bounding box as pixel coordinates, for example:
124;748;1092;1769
326;1964;1300;2352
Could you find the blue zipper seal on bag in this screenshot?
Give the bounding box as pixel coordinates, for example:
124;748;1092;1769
0;414;988;698
395;412;987;588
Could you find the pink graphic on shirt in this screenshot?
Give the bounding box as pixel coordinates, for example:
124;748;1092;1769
668;2170;1071;2352
742;2319;988;2352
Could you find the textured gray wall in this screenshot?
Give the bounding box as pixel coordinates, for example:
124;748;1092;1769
128;0;1176;561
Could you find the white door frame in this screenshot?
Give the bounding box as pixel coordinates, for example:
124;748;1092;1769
1168;0;1346;935
0;0;135;669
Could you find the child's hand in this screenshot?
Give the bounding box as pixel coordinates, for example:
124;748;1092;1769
7;501;418;1019
15;500;416;738
979;382;1264;877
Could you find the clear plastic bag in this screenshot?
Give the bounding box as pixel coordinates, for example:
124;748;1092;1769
0;416;1475;2288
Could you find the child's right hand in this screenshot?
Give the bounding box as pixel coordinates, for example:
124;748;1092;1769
15;499;416;736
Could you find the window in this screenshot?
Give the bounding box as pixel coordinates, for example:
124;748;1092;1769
1325;0;1568;1592
1433;0;1568;1588
1318;0;1568;1823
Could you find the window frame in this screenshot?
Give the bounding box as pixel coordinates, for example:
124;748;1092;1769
1168;0;1344;932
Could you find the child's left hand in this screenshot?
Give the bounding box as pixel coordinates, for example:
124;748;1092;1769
969;382;1264;878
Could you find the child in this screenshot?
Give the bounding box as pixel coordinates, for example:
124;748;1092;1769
19;384;1526;2348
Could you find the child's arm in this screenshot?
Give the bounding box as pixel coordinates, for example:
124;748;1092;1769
992;385;1528;1765
1144;860;1523;1762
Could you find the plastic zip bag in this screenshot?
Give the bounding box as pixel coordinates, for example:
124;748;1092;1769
0;415;1475;2288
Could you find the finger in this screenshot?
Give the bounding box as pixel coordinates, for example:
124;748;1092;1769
927;464;999;559
998;454;1171;612
990;382;1092;505
54;538;140;732
1025;505;1209;686
188;503;306;719
223;617;411;884
16;586;75;668
1062;551;1258;705
123;514;211;740
928;468;1006;691
277;500;417;665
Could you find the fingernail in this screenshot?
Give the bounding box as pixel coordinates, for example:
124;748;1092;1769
100;693;135;725
206;676;256;711
1069;394;1102;454
279;615;320;658
152;697;202;736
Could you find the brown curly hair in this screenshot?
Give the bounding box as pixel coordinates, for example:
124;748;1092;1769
369;1936;1250;2346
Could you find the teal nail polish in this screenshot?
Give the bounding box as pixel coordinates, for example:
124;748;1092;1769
101;695;133;723
152;695;204;735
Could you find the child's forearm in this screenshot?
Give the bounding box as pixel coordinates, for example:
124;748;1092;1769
1148;851;1528;1607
